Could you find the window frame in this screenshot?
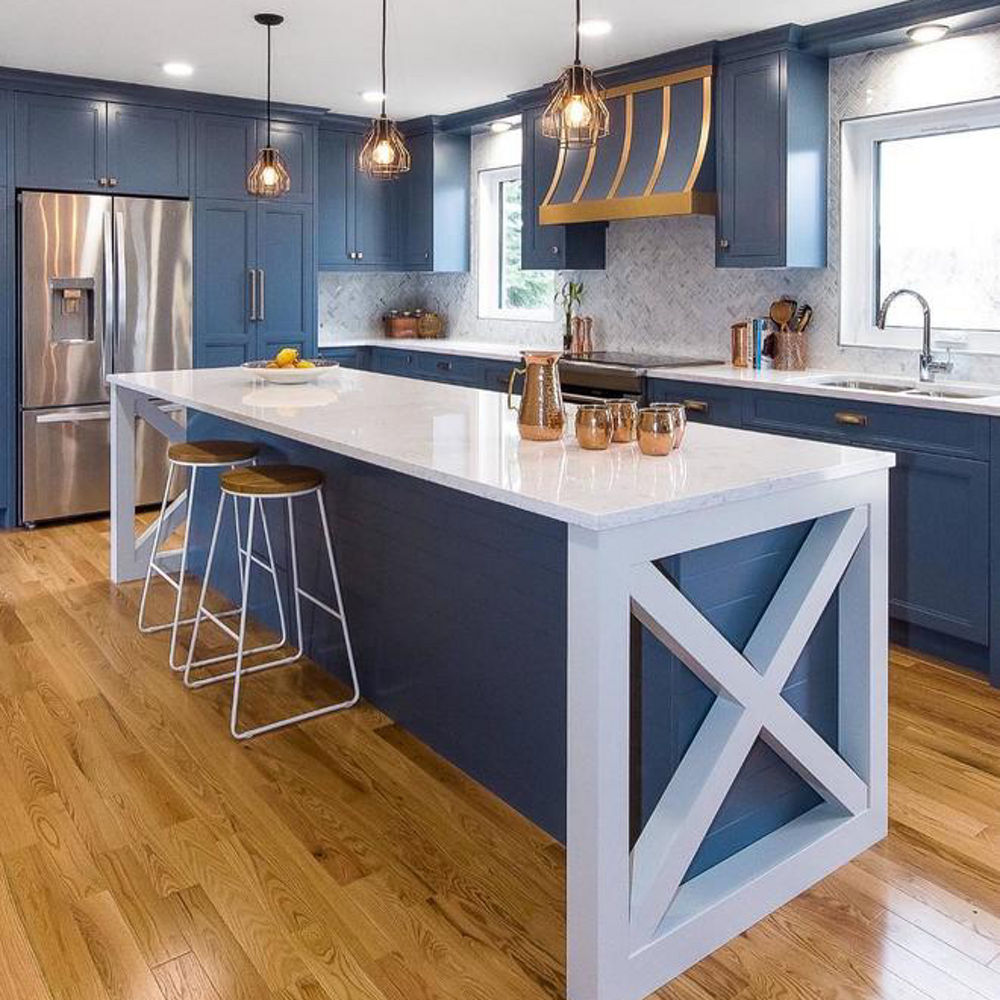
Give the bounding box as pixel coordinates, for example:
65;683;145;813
840;96;1000;354
477;164;554;323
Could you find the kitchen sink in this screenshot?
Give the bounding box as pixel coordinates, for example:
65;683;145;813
809;378;912;393
904;386;1000;399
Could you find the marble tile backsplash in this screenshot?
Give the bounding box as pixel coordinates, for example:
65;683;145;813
319;22;1000;381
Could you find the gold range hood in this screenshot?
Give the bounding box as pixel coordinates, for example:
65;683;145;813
538;65;715;225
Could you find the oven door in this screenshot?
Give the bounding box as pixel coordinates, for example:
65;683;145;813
561;386;645;406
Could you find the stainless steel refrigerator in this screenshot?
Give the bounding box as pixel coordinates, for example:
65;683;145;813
20;191;192;524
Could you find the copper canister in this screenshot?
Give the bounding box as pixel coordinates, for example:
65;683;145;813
731;321;750;367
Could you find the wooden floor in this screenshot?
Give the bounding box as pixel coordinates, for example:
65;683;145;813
1;519;1000;1000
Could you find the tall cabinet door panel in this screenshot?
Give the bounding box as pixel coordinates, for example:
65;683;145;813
195;114;256;199
108;103;190;197
317;129;354;268
15;93;108;191
194;199;257;367
256;202;316;360
889;451;989;644
0;191;9;524
353;144;397;267
398;132;433;269
262;120;315;203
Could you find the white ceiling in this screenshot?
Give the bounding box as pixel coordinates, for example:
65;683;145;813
3;0;905;119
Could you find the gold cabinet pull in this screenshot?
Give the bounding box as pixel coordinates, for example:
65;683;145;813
682;399;709;414
834;411;868;427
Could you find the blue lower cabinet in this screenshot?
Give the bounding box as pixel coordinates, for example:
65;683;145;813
482;360;518;394
194;199;257;367
645;379;743;427
256;202;316;360
889;451;989;645
370;348;418;377
318;346;370;369
415;352;480;386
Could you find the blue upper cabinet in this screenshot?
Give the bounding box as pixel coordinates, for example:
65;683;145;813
317;129;353;267
715;49;828;268
521;106;606;271
318;128;396;269
16;94;191;196
15;92;108;191
397;130;470;272
107;103;191;197
194;199;257;368
0;91;11;186
195;113;258;199
257;119;315;203
256;201;316;359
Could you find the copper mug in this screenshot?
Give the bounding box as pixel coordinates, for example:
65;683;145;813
637;407;680;455
507;351;566;441
575;404;613;450
649;402;688;448
607;399;639;443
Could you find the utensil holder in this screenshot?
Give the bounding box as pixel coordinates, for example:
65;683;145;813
772;330;807;371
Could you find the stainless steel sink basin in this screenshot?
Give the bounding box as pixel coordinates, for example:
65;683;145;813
904;386;999;399
810;378;912;393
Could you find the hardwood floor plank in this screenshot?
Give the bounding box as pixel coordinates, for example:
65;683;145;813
152;953;224;1000
0;863;55;1000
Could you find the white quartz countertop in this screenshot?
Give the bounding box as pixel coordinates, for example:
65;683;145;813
647;364;1000;416
325;338;540;362
109;366;893;530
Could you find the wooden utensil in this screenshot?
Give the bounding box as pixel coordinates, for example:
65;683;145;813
796;304;813;333
769;298;797;333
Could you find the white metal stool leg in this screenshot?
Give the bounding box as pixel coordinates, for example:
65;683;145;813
182;493;290;688
137;459;178;635
229;487;360;740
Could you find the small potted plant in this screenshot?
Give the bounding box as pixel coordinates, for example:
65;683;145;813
556;280;584;353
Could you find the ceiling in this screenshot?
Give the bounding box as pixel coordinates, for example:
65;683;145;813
2;0;908;119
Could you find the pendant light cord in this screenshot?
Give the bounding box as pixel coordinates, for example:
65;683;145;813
266;22;272;146
381;0;388;117
574;0;581;65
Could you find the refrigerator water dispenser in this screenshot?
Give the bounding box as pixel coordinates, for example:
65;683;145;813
49;277;96;342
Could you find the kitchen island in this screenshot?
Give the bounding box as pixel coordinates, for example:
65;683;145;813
108;365;893;1000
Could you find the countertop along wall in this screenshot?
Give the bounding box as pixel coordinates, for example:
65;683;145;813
319;22;1000;379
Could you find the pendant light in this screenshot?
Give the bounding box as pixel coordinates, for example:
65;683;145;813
541;0;610;148
246;13;292;198
358;0;411;180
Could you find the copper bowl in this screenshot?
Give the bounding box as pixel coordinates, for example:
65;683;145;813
607;398;639;443
575;404;613;451
637;407;679;456
648;402;687;448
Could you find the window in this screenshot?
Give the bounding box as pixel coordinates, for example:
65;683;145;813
841;98;1000;352
478;165;554;321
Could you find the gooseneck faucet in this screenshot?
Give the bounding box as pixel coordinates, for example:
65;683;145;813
876;289;953;383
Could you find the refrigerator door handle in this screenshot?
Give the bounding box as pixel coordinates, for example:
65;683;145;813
36;410;111;425
115;211;126;358
248;268;258;321
257;268;265;324
102;212;115;385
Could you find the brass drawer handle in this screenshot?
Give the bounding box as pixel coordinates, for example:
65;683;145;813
682;399;709;414
834;411;868;427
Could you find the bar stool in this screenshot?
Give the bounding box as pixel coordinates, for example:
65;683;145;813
183;464;360;740
138;439;286;672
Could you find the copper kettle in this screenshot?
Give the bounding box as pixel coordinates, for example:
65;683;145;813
507;351;566;441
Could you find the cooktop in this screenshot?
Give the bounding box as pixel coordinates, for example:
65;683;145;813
560;352;723;370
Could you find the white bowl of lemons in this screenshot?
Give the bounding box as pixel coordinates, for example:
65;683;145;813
243;348;338;385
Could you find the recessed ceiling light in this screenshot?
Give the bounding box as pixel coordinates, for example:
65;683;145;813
361;89;387;103
578;19;612;37
162;61;194;77
490;121;513;133
906;23;949;43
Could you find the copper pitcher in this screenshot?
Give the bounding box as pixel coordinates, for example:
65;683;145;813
507;351;566;441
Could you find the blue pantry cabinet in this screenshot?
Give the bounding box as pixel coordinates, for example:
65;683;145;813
0;187;10;526
16;93;192;196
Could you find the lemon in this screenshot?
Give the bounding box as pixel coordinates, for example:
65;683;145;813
294;360;316;369
274;347;299;368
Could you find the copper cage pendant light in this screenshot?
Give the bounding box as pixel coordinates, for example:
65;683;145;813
358;0;411;180
541;0;610;148
246;13;292;198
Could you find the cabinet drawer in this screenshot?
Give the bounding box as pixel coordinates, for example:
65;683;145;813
415;352;480;386
482;360;518;393
370;347;418;376
320;346;369;369
744;391;990;459
645;379;742;427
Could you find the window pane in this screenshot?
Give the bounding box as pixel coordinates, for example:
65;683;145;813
878;128;1000;331
499;178;552;311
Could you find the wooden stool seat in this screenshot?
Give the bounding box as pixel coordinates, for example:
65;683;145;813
220;465;324;497
167;439;259;466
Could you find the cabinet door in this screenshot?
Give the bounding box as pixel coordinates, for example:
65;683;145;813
15;93;108;191
108;103;190;197
194;199;257;367
521;108;565;270
0;91;11;186
0;190;9;524
353;137;398;267
260;120;315;203
716;53;785;267
398;132;434;269
317;130;355;268
889;451;989;644
256;202;316;360
194;114;256;199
